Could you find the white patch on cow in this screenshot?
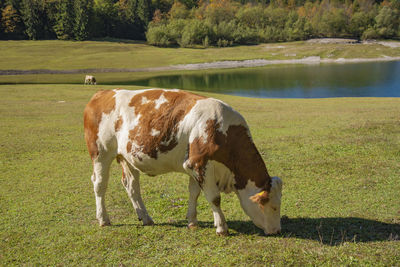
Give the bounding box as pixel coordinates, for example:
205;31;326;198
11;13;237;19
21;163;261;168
141;96;150;105
211;160;236;193
97;111;118;153
151;128;160;136
178;98;247;144
113;89;146;155
154;93;168;109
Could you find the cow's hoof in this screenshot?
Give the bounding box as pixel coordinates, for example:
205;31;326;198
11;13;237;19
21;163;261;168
100;221;111;227
216;230;229;236
142;217;154;226
188;223;198;230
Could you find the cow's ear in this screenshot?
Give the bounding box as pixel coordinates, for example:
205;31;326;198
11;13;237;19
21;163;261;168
250;190;269;208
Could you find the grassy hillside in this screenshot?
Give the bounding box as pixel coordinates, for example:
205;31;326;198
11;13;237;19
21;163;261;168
1;40;399;71
0;84;399;265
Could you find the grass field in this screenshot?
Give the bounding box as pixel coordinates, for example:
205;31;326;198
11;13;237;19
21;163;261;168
0;84;399;265
1;40;400;71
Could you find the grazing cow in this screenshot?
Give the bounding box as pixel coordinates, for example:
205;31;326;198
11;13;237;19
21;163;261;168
84;89;282;235
85;75;97;85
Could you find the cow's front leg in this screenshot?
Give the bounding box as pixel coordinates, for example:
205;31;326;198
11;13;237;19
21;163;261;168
186;176;201;229
120;160;154;226
203;189;228;235
202;167;228;236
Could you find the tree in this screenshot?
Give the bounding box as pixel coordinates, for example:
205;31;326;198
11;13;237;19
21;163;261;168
204;0;238;25
1;4;23;38
117;0;150;39
137;0;150;24
168;1;189;19
53;0;74;40
319;8;347;37
235;4;267;29
74;0;93;40
92;0;118;37
20;0;42;39
375;5;399;38
349;11;373;37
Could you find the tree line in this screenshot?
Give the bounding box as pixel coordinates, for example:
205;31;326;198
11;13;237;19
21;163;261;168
147;0;400;47
0;0;151;40
0;0;399;46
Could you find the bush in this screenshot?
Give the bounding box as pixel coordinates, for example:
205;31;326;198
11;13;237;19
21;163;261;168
166;19;186;45
146;24;171;46
217;38;231;47
233;24;259;44
180;19;208;47
361;27;379;40
212;20;236;43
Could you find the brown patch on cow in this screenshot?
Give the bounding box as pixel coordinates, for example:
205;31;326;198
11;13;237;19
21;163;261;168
127;90;206;159
84;90;116;160
114;116;123;132
212;196;221;207
126;141;132;153
188;119;271;192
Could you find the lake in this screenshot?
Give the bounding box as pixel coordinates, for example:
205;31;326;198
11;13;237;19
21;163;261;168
130;61;400;98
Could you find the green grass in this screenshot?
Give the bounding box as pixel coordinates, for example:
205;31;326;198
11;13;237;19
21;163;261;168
1;84;399;265
1;40;399;71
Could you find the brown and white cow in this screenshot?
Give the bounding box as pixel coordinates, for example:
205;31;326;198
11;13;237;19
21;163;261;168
84;89;282;235
84;75;97;85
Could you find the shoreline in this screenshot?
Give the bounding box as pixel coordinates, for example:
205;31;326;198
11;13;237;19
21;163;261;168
1;56;400;76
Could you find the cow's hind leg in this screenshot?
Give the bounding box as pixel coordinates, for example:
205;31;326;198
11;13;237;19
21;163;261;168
186;176;201;229
120;159;154;226
92;155;113;226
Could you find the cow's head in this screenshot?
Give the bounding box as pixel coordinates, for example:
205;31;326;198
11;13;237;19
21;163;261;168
249;176;282;235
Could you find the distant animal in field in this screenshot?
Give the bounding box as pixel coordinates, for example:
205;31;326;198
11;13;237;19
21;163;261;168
84;88;282;235
84;75;97;85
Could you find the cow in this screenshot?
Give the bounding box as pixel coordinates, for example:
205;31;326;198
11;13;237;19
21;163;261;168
83;88;282;236
85;75;97;85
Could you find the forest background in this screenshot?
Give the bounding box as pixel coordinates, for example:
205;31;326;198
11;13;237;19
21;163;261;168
0;0;399;47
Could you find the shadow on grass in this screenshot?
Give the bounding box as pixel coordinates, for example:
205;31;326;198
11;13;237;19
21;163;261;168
157;217;399;245
281;216;399;245
90;38;147;44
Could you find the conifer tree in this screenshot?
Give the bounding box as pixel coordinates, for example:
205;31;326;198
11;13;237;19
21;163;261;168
74;0;92;40
53;0;74;40
20;0;41;39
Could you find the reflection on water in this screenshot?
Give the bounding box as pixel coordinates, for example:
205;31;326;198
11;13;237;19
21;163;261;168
128;61;400;98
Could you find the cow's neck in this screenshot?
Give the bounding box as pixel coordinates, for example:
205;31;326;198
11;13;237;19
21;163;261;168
232;142;272;193
211;124;272;193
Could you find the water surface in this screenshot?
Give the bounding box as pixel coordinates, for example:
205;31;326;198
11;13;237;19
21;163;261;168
130;61;400;98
